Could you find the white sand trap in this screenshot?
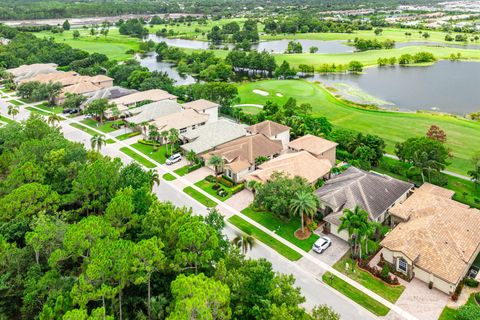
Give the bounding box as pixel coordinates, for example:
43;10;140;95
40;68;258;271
276;93;283;97
253;89;269;96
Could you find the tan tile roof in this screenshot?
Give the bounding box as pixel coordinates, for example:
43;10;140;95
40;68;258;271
205;134;283;173
246;120;290;137
8;63;58;77
90;75;113;82
111;89;177;106
61;82;101;97
18;71;80;85
182;99;219;111
151;109;208;132
288;134;338;156
381;183;480;285
245;151;332;184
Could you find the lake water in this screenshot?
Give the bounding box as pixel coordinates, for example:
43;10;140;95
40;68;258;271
147;34;480;53
309;60;480;115
136;52;196;85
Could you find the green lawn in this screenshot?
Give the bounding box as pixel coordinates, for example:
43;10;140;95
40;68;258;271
34;28;140;61
237;79;480;175
120;147;156;169
162;164;199;181
183;186;217;207
70;123;100;136
7;99;23;106
333;253;405;303
81;118;123;133
237;105;263;115
0;115;16;124
228;215;302;261
322;272;390;316
25;107;53;116
194;179;233;202
241;207;319;252
34;103;64;114
115;131;141;141
162;173;176;181
131;143;168;164
439;294;479;320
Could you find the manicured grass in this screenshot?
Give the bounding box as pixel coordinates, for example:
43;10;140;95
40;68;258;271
228;215;302;261
241;207;319;252
162;173;176;181
183;186;217;207
34;103;64;114
0;115;16;124
237;79;480;175
236;105;263;115
322;272;390;316
333;253;405;303
81;118;123;133
439;294;479;320
194;179;233;201
131;143;168;164
115;131;141;141
7;99;23;106
70;123;101;136
33;28;140;61
162;164;198;181
25;106;52;116
120;147;156;169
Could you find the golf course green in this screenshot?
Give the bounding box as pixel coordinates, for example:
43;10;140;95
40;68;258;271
237;79;480;175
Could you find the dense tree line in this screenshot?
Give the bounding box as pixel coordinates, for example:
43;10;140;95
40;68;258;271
207;19;259;48
353;38;395;51
0;113;339;320
118;18;149;38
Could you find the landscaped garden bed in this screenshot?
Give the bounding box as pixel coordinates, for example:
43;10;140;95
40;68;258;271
115;131;141;141
195;175;245;202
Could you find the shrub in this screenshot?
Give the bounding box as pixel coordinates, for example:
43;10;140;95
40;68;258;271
221;175;236;185
138;139;161;147
187;163;202;173
464;278;479;288
216;188;229;197
218;176;234;188
457;304;480;320
212;184;220;190
231;183;245;195
380;264;390;280
205;175;216;183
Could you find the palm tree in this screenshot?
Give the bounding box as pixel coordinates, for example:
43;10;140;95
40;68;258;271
338;206;370;258
45;81;63;106
90;134;106;152
208;155;225;187
148;125;159;143
186;150;197;166
232;233;255;254
140;121;149;136
148;169;160;190
289;190;319;236
47;113;62;127
167;128;180;156
247;180;261;194
7;105;19;120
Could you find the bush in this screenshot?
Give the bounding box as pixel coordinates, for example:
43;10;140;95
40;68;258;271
380;264;390;280
221;174;236;185
464;278;479;288
138;139;161;147
231;183;245;195
187;163;202;173
216;188;229;197
205;175;216;183
457;304;480;320
218;176;234;188
212;184;221;190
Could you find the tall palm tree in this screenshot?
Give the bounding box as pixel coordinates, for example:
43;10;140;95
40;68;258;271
289;190;319;236
45;81;63;106
7;105;19;120
148;125;159;143
160;130;169;152
208;155;225;187
232;233;255;255
148;169;160;190
186;150;197;166
47;113;62;127
90;134;106;152
167;128;180;156
140;121;149;136
338;206;370;258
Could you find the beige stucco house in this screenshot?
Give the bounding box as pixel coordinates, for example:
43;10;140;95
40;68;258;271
288;134;338;166
246;120;290;149
203;133;283;182
316;166;414;241
381;183;480;295
182;99;219;124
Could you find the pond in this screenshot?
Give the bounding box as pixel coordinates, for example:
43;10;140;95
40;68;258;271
136;52;196;86
309;60;480;115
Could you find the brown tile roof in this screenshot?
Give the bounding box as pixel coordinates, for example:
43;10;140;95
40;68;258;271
288;134;338;156
246;120;290;137
61;82;101;97
206;134;283;173
381;183;480;285
182;99;219;111
245;151;332;184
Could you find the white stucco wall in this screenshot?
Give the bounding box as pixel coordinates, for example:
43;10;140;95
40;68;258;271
270;130;290;150
329;223;350;242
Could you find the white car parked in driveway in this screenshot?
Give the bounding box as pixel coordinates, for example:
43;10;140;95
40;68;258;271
166;153;182;165
312;236;331;254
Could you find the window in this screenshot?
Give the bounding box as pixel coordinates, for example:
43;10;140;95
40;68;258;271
398;258;408;273
180;128;187;133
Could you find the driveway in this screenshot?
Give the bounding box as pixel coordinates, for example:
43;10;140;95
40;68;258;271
182;166;213;183
383;278;449;320
224;189;253;212
308;233;349;267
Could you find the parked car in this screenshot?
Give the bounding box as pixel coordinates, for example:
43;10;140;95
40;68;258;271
166;153;182;165
312;236;331;254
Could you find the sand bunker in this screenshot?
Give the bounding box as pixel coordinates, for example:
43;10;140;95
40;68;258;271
253;89;269;96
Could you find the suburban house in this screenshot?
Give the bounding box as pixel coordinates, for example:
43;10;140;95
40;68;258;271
246;120;290;149
380;183;480;295
18;71;80;86
288;134;338;166
89;75;114;89
83;86;137;107
182;99;219;124
151;108;209;135
7;63;58;83
110;89;177;110
123;100;183;125
317;166;414;241
181;119;247;155
203;133;283;182
55;82;102;104
245;150;332;185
